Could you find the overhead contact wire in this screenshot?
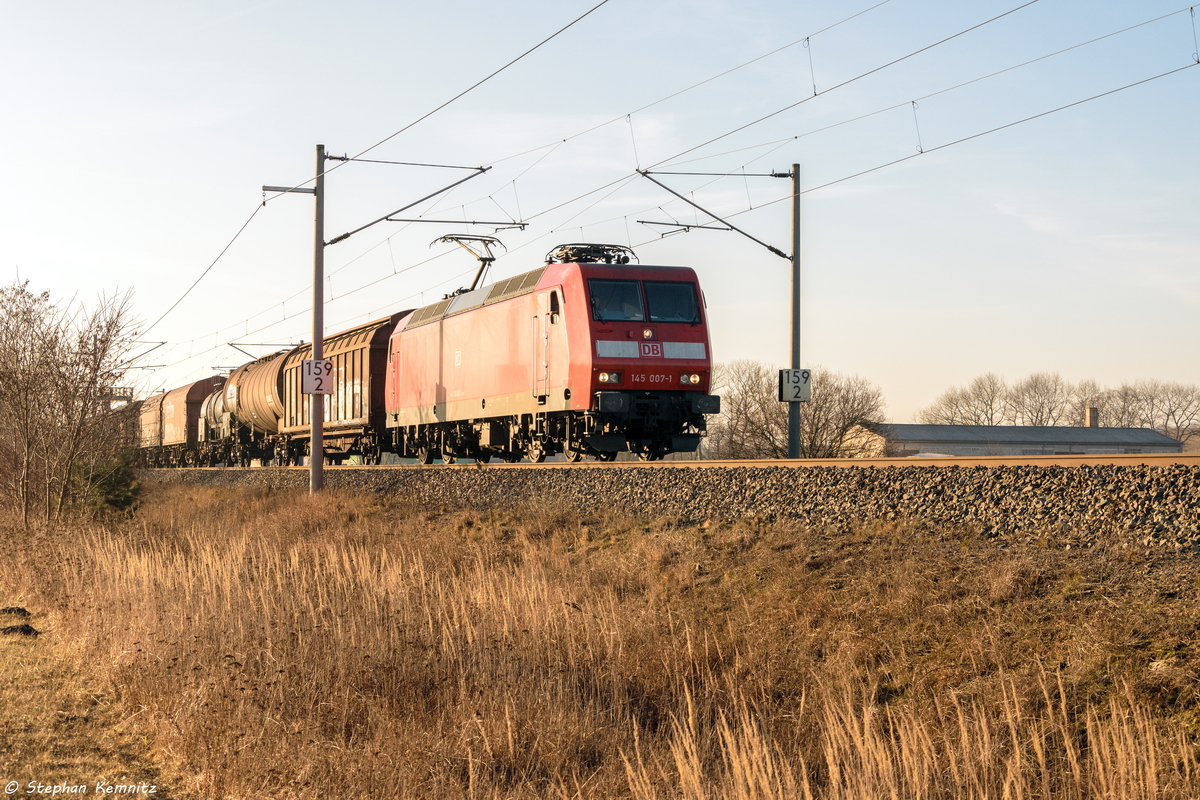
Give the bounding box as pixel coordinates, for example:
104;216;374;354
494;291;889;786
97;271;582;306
487;0;897;166
260;0;614;199
648;0;1044;169
724;61;1200;217
345;0;614;167
173;1;616;366
158;3;1187;369
141;203;264;338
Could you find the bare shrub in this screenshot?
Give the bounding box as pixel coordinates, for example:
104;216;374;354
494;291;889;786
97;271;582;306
0;281;137;523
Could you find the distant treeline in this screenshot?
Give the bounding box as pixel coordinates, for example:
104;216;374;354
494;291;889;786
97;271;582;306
702;362;1199;460
917;372;1199;445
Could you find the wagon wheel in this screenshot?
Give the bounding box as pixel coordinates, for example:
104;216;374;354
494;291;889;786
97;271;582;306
526;441;547;464
596;451;618;462
415;447;435;465
474;452;492;465
442;454;458;465
638;451;665;462
562;442;586;463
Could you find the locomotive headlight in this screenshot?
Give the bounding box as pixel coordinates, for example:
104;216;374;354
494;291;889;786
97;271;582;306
599;371;623;384
680;373;701;385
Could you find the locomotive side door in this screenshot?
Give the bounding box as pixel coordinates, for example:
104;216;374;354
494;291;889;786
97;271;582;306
532;291;550;401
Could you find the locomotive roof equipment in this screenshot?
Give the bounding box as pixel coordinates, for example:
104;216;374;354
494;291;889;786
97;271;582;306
546;243;637;265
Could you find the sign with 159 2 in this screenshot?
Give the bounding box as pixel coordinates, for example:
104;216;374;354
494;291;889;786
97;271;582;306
778;368;812;402
302;359;334;395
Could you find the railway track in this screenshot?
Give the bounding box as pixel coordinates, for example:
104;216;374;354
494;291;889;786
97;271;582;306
162;452;1200;471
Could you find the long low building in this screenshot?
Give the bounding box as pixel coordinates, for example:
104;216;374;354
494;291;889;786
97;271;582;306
850;422;1183;457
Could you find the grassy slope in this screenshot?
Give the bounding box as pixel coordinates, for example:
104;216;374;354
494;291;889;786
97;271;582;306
0;612;175;795
1;483;1199;798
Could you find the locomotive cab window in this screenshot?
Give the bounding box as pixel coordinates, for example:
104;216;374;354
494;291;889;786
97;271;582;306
645;281;701;324
550;291;561;323
588;279;644;322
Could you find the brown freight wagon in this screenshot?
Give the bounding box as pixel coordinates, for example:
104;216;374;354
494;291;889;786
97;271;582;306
138;377;224;466
162;377;225;447
138;395;165;451
277;313;406;465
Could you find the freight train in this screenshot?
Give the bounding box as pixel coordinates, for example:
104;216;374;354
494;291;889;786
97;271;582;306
137;243;720;466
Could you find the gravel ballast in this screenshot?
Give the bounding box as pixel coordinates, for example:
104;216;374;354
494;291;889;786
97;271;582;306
142;463;1200;552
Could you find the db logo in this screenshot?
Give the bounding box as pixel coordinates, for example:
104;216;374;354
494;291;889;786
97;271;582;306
639;342;663;358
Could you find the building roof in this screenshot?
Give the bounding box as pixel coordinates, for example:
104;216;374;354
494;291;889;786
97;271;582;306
861;423;1181;448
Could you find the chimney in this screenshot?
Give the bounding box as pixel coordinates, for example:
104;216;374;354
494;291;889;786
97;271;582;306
1085;407;1100;428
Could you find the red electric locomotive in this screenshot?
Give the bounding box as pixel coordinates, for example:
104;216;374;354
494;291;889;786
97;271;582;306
385;243;720;463
136;242;720;466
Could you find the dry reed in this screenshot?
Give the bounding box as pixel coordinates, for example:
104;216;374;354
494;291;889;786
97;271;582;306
2;483;1198;799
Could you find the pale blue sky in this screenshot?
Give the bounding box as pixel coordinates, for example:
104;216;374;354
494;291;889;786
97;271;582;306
4;0;1197;421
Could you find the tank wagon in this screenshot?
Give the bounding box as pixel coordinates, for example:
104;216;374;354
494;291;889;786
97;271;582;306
136;243;720;466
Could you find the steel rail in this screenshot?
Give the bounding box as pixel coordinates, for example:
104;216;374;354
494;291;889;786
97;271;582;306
168;453;1200;471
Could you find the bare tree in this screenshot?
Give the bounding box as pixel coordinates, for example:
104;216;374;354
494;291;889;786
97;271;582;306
1096;382;1149;428
704;361;785;458
1067;379;1106;426
705;361;886;459
0;282;137;523
917;373;1009;425
1006;372;1072;426
1135;381;1200;446
799;369;888;458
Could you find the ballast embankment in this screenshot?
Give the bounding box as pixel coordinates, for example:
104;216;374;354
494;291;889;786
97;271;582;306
141;463;1200;552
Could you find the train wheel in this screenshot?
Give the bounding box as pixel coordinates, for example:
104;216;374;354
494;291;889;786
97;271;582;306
638;451;665;462
442;455;458;465
415;447;434;465
596;451;618;462
526;441;546;463
563;442;585;463
474;453;492;465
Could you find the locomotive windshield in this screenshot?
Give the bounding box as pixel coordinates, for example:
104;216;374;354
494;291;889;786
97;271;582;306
588;279;701;323
588;279;645;322
645;281;700;324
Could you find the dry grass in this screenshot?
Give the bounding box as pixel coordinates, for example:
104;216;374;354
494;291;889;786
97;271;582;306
2;483;1199;798
0;612;172;795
